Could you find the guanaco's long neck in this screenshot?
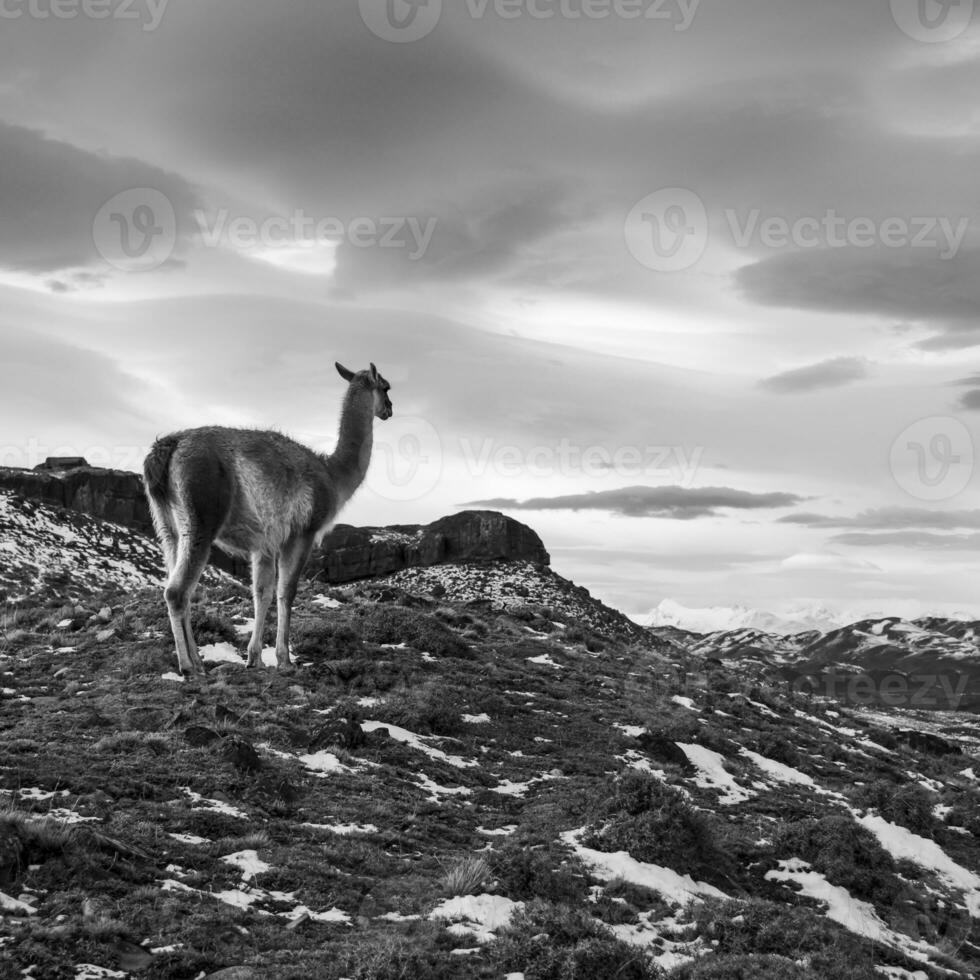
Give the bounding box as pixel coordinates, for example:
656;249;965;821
328;386;374;501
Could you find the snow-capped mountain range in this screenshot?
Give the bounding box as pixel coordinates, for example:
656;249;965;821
636;598;980;637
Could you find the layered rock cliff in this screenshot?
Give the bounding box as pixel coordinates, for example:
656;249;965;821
0;465;549;584
311;511;550;583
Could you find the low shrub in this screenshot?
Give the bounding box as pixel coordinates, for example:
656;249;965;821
188;608;237;647
668;954;819;979
771;815;901;906
491;900;660;980
491;841;590;904
291;620;363;660
581;771;727;883
851;780;939;838
349;605;472;660
381;682;465;736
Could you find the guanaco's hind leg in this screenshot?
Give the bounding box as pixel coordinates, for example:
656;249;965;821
247;552;276;668
274;533;316;670
164;533;212;676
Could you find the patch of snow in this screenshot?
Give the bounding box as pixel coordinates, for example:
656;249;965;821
198;642;243;665
527;653;564;669
312;595;342;609
671;696;696;711
678;744;753;805
617;751;667;777
766;858;938;966
858;814;980;915
47;809;99;825
74;967;127;980
221;850;271;882
167;832;210;845
161;672;185;683
741;749;816;787
491;773;560;797
362;720;477;769
179;787;248;820
281;904;351;924
462;713;491;724
477;825;518;837
430;894;523;943
608;910;705;966
1;890;37;914
259;647;286;668
302;822;378;835
615;724;647;738
11;787;69;802
297;750;352;775
212;887;261;910
412;773;472;803
562;829;727;904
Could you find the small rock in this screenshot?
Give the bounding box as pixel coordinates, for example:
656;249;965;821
285;912;310;931
219;736;262;773
95;629;115;643
184;725;221;747
97;606;113;622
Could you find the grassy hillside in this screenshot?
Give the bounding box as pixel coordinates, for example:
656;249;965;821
2;572;980;979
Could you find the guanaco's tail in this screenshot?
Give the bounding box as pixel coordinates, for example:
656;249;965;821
143;434;180;505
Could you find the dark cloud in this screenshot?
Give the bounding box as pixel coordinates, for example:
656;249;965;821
759;357;869;394
331;175;592;293
832;531;980;550
780;507;980;531
0;123;200;280
736;247;980;350
465;486;803;519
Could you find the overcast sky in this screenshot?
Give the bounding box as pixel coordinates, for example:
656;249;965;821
1;0;979;618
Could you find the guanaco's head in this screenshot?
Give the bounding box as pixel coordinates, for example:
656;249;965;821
335;361;393;421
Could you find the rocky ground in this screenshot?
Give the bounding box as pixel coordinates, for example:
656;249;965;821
1;495;980;979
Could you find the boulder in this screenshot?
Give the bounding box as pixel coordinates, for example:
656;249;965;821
308;510;550;583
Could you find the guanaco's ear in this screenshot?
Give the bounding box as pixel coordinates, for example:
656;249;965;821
335;362;355;382
369;363;379;382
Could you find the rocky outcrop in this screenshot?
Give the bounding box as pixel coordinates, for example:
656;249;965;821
310;511;550;583
0;466;153;535
0;466;549;585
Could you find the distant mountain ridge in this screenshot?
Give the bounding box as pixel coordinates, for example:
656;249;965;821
638;597;980;636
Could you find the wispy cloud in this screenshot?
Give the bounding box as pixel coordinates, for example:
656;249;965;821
465;486;802;519
0;123;199;285
759;357;869;394
831;531;980;550
952;374;980;412
779;507;980;530
736;247;980;350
